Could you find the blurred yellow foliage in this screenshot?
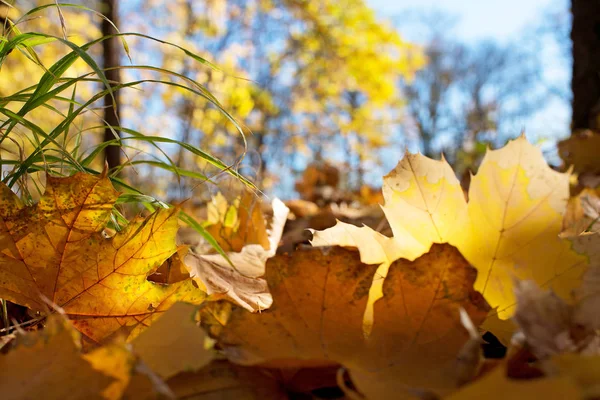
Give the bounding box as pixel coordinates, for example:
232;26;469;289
122;0;424;187
0;3;102;165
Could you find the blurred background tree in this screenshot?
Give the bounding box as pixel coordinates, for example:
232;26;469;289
558;0;600;180
0;0;103;195
571;0;600;132
396;10;547;183
100;0;122;170
2;0;592;202
119;0;425;196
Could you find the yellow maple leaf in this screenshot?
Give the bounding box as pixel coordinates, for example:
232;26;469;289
452;137;593;319
0;173;205;343
201;244;489;399
312;137;599;331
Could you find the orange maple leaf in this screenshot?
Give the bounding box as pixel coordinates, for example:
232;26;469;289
0;173;205;343
200;244;489;399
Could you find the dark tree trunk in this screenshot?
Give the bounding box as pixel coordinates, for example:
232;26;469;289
101;0;122;170
571;0;600;130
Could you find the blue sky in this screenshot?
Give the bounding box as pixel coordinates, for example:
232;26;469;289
367;0;571;165
367;0;556;40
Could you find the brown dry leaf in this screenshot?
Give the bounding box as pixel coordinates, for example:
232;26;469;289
185;198;289;312
132;302;213;379
509;271;600;359
0;173;205;343
121;375;163;400
563;189;600;235
558;130;600;175
201;244;489;399
294;162;340;203
284;199;320;218
0;314;133;400
573;262;600;332
166;360;288;400
121;362;175;400
580;193;600;232
511;281;587;358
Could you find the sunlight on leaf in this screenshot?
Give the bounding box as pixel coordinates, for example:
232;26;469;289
311;137;600;339
201;244;489;399
0;173;206;343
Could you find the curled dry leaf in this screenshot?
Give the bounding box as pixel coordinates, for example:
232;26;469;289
0;173;205;343
185;198;289;312
511;276;600;360
201;244;489;399
580;193;600;232
512;281;583;358
311;137;600;339
563;189;600;235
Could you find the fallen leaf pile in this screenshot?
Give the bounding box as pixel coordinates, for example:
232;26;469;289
1;136;600;399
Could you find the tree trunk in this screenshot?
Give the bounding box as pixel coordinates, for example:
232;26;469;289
571;0;600;130
101;0;122;170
